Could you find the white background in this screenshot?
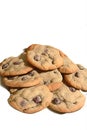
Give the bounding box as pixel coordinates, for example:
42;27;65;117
0;0;87;130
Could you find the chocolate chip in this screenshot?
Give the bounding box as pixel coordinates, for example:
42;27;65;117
52;98;61;104
73;101;77;104
33;95;42;104
21;76;28;81
48;54;52;59
52;59;54;64
48;54;54;64
34;55;41;61
28;71;34;76
20;100;27;107
50;79;54;83
53;70;58;74
41;49;48;55
13;61;21;65
44;49;48;53
2;63;9;69
7;76;14;80
69;87;76;92
44;80;50;85
41;52;46;55
75;72;80;77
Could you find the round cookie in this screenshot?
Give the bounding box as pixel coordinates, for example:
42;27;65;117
64;64;87;91
39;69;63;91
58;50;79;73
26;44;63;70
8;85;53;114
48;83;85;113
2;70;41;88
0;52;33;76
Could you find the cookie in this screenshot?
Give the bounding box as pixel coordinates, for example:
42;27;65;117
48;83;85;113
58;50;79;73
39;69;62;91
0;52;33;76
2;70;41;88
64;64;87;91
8;85;53;114
26;44;63;70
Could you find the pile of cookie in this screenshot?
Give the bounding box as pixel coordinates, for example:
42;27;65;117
0;44;87;114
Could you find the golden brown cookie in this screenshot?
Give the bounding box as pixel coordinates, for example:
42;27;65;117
0;52;33;76
64;64;87;91
48;82;85;113
26;44;63;70
8;85;53;114
58;50;78;73
39;69;62;91
2;70;41;88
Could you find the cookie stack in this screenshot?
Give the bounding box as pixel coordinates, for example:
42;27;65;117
0;44;86;114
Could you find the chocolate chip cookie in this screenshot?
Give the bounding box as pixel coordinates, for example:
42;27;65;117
2;70;41;88
64;64;87;91
0;43;86;114
58;50;78;73
26;44;63;70
8;85;53;113
39;69;62;91
48;82;85;113
0;52;33;76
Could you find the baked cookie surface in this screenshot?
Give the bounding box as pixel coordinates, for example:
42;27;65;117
64;64;87;91
0;53;33;76
39;69;62;91
26;44;63;70
2;70;41;88
58;50;78;73
48;83;85;113
8;85;53;113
